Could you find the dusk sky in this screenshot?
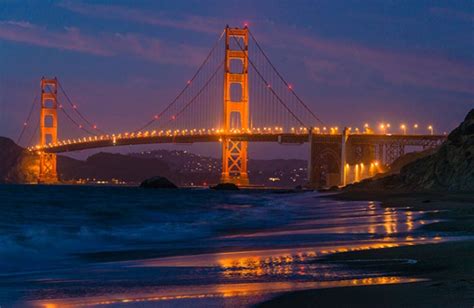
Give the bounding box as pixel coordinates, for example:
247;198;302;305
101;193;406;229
0;0;473;159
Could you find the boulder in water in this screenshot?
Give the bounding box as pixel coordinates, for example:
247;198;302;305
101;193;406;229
140;176;177;189
210;183;239;190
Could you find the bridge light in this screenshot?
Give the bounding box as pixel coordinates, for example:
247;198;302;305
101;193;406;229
154;115;159;120
187;80;191;84
288;84;293;90
93;125;97;129
400;124;407;135
78;125;82;129
428;125;433;135
171;115;176;120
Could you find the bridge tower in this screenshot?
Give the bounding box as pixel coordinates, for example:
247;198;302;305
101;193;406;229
221;26;249;185
38;77;58;183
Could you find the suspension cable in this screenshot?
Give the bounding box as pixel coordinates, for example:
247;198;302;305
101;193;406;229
136;29;226;132
248;29;324;125
231;35;306;127
158;60;225;129
57;81;108;134
45;84;97;136
27;118;39;147
17;92;38;144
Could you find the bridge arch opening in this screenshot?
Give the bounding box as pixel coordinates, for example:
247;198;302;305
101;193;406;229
230;111;242;129
230;83;243;102
229;36;245;51
43;98;55;109
44;133;54;145
43;115;55;128
230;59;244;74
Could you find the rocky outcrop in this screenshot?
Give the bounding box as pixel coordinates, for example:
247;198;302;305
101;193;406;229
140;176;178;188
346;109;474;192
0;137;39;183
210;183;240;190
399;109;474;191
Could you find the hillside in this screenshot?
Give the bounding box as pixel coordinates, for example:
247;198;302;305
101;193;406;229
0;139;308;186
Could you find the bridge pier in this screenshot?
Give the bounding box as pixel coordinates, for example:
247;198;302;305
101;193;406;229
38;77;59;184
221;26;250;185
307;132;342;188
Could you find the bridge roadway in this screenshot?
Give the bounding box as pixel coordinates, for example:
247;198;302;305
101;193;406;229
37;133;446;154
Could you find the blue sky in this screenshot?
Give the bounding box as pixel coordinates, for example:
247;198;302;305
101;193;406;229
0;0;472;158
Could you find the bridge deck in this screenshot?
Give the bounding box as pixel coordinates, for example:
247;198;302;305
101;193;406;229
33;133;446;153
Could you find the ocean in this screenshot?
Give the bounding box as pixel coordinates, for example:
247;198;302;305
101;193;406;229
0;184;445;307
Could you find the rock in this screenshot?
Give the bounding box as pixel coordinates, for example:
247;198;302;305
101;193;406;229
210;183;239;190
0;137;39;183
140;176;178;188
397;109;474;191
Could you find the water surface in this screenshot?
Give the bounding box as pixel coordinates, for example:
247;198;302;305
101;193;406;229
0;185;447;307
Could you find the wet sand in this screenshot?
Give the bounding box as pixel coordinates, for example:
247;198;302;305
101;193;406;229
259;191;474;307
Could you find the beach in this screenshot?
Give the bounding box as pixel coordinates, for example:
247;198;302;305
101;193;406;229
2;185;469;307
260;191;474;307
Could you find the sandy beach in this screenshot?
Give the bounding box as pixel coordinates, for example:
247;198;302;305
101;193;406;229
259;191;474;307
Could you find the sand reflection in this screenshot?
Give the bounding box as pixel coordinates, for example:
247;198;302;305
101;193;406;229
34;276;424;307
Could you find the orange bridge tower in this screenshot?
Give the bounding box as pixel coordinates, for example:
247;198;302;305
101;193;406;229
221;26;249;185
38;77;58;183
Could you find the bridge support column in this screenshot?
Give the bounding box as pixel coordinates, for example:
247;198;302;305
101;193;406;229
307;128;315;185
221;26;249;185
340;127;349;186
307;135;342;188
38;77;58;184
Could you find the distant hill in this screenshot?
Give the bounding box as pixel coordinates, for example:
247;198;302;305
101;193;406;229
58;152;176;184
0;139;308;187
346;109;474;192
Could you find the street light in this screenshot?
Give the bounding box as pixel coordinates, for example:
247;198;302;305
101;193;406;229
379;123;386;134
413;124;418;134
428;125;433;135
400;124;407;135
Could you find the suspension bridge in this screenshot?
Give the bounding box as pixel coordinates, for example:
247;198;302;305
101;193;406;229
17;26;446;187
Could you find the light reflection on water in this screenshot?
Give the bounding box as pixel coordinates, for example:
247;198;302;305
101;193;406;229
35;277;424;308
0;188;455;307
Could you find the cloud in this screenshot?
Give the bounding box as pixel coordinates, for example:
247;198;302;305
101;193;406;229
57;0;225;34
0;20;112;56
430;7;474;22
268;29;474;95
0;20;208;66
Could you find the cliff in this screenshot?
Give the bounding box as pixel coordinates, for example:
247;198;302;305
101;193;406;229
0;137;39;183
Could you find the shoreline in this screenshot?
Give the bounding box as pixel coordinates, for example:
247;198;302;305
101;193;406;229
257;190;474;307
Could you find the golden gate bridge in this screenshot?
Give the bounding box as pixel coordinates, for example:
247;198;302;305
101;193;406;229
16;26;446;187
